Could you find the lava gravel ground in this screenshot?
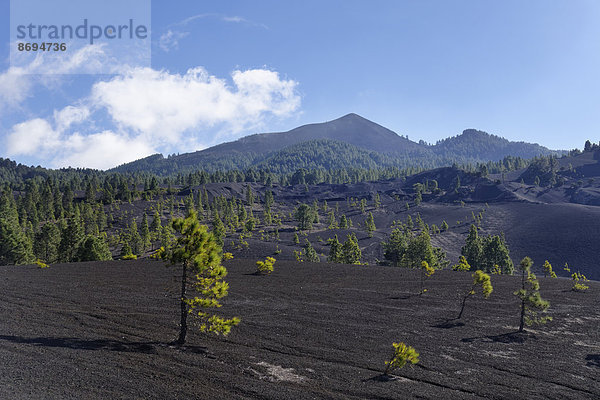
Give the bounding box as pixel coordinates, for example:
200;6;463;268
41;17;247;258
1;260;599;399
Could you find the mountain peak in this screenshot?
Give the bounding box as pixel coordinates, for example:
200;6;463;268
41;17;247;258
461;129;491;137
324;113;381;126
338;112;363;120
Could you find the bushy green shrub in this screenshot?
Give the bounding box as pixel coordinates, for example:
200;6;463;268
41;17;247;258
420;260;435;294
542;260;556;278
384;342;419;375
452;256;471;271
256;257;276;274
572;272;589;291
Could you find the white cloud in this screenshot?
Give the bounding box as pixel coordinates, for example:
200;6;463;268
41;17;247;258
54;106;90;131
4;66;301;169
54;131;155;170
91;66;300;147
4;110;155;170
5;118;60;156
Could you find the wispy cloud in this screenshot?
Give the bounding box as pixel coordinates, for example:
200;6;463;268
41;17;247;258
157;13;268;52
0;45;123;112
158;30;190;52
171;13;268;29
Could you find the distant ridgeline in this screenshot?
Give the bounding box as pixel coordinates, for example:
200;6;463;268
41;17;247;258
111;114;562;176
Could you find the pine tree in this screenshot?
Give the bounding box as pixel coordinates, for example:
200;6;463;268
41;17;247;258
0;189;34;265
452;255;471;271
128;219;143;255
360;199;367;214
419;260;435;294
304;240;320;262
59;210;84;262
514;257;552;332
457;270;493;319
212;211;226;247
374;193;381;209
120;242;134;259
384;342;419;375
406;215;414;230
365;212;376;237
256;256;276;274
0;218;34;265
441;220;449;231
327;235;343;263
339;214;348;229
264;190;274;209
481;235;513;274
160;223;175;249
34;221;61;263
160;211;240;345
341;233;361;264
402;230;436;269
76;235;112;261
383;228;409;267
246;185;254;206
414;190;422;206
542;260;556;278
461;225;482;269
151;211;162;233
140;213;150;251
295;204;314;230
327;210;337;229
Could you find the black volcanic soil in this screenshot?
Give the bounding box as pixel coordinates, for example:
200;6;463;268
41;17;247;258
1;260;599;399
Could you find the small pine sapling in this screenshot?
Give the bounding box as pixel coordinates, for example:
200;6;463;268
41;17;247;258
563;263;571;273
441;220;449;231
452;256;471;271
35;259;49;269
542;260;557;278
457;270;493;320
514;257;552;332
571;272;589;292
256;257;276;275
293;250;303;262
419;260;435;295
491;264;502;275
384;342;419;375
161;211;240;345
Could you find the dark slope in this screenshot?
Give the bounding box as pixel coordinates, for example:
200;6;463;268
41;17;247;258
432;129;558;160
212;113;424;155
1;260;598;399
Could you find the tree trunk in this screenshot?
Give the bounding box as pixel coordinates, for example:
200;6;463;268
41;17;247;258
518;299;525;332
176;261;188;345
519;268;526;332
457;293;470;320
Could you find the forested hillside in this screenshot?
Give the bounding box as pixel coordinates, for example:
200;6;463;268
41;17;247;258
112;114;560;175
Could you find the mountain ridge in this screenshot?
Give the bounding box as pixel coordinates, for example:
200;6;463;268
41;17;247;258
111;114;562;174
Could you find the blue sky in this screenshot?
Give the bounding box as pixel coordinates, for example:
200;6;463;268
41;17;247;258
1;0;599;169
